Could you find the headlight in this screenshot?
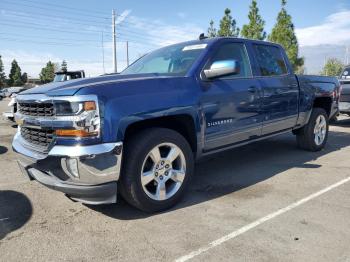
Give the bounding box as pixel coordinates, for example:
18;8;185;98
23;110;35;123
54;100;100;138
54;101;83;116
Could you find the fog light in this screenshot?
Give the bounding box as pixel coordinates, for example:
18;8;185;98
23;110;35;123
65;158;79;178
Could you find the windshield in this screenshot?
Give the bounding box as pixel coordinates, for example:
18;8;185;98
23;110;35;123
53;74;67;82
341;67;350;79
121;42;207;76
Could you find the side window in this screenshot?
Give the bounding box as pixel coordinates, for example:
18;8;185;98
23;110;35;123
208;43;252;78
253;44;288;76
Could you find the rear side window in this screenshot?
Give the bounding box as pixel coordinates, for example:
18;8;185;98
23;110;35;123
208;43;252;78
253;44;288;76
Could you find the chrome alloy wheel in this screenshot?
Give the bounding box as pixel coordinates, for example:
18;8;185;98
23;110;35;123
140;143;186;201
314;115;327;146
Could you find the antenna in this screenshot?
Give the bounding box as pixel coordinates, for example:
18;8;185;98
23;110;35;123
101;31;105;74
199;33;208;40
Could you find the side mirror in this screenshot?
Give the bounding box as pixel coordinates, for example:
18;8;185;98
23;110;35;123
204;60;240;79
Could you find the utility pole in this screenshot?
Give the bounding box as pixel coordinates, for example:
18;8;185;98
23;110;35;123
112;9;117;73
126;41;129;67
101;31;105;74
346;46;349;65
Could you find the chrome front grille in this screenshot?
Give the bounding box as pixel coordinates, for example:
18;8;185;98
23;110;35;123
20;127;55;148
18;102;54;117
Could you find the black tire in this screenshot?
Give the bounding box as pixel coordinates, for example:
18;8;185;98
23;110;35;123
119;128;194;212
296;108;329;152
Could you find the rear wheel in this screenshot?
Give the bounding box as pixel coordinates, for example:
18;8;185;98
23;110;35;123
296;108;329;152
120;128;194;212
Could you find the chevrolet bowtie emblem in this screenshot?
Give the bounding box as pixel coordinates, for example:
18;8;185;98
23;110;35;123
15;118;24;126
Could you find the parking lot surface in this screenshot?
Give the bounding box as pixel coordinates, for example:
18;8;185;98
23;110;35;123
1;99;350;262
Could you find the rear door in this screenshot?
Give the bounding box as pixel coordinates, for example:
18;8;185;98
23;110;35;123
200;41;263;151
252;44;299;135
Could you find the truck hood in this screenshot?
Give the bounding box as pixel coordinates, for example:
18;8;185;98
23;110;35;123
20;74;173;96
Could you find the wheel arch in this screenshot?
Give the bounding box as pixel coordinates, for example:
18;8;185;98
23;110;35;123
119;114;200;155
313;96;333;117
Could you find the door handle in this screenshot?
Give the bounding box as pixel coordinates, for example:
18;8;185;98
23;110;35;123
248;86;257;93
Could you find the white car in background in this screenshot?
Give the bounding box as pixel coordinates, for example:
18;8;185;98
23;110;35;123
2;94;17;121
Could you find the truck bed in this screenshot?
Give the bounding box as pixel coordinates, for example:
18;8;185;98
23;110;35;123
297;75;339;87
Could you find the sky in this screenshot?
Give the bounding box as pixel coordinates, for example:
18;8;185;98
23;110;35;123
0;0;350;77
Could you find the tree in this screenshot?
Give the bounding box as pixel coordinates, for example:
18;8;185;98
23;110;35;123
217;8;240;37
13;67;23;86
321;58;344;76
61;60;67;72
8;60;22;86
21;72;28;84
268;0;304;71
241;0;266;40
40;61;56;83
207;20;217;38
0;55;6;88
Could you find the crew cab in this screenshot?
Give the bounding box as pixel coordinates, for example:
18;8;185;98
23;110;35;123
12;37;340;212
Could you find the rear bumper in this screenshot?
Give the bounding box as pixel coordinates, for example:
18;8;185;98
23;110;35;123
13;132;123;205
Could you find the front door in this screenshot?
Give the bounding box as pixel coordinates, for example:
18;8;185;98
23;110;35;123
199;42;263;152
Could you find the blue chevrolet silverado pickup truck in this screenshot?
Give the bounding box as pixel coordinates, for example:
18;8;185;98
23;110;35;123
13;37;340;212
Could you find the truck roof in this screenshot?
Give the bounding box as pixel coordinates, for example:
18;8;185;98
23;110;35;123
179;37;282;48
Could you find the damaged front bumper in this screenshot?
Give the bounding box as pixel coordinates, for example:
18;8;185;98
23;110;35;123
13;132;123;205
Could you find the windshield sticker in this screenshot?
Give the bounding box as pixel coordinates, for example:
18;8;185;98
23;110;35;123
182;44;207;51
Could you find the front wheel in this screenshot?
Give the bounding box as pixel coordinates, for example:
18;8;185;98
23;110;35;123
119;128;194;212
296;108;329;152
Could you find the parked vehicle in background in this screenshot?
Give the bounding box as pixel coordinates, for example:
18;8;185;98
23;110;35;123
339;66;350;116
2;94;17;121
3;87;26;97
13;37;340;212
53;70;85;82
2;71;85;121
2;87;26;121
1;88;9;97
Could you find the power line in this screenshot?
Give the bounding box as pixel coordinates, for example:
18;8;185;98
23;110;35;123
1;5;192;46
1;9;111;28
7;0;132;20
1;0;110;20
1;18;111;34
0;36;98;47
0;32;100;43
1;9;176;44
17;0;112;17
1;20;169;48
1;21;110;36
3;24;156;49
1;16;175;44
0;36;100;47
